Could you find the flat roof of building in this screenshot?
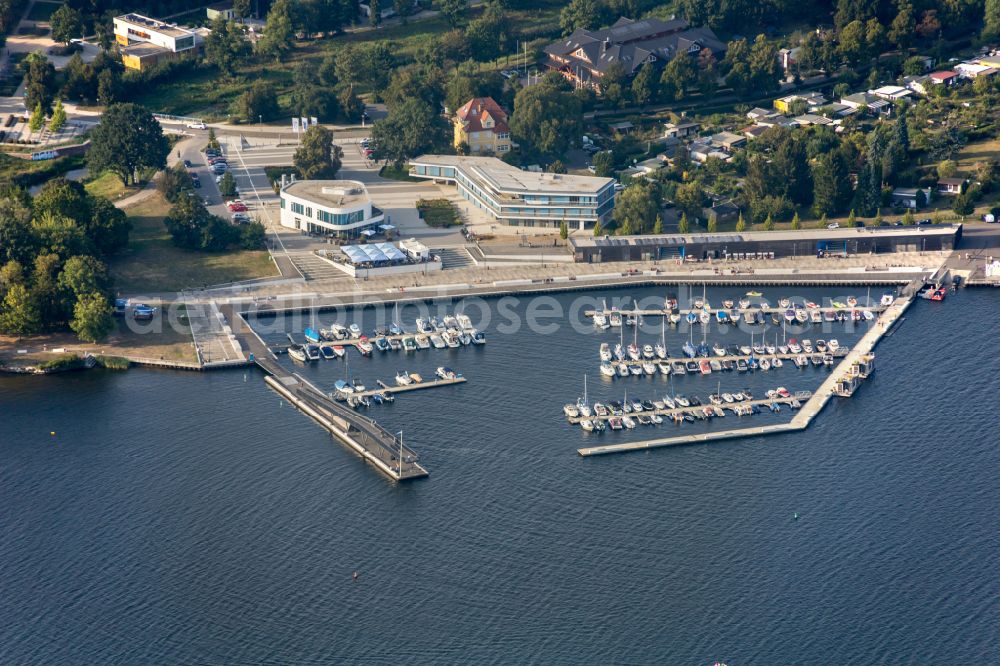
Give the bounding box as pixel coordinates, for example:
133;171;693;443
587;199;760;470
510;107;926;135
411;155;614;195
568;225;960;249
281;180;370;207
115;13;193;38
120;42;172;58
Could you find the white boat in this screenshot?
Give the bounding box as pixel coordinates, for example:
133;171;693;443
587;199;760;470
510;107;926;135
444;332;460;348
880;293;895;306
772;357;783;368
600;343;612;362
609;310;622;327
622;416;636;429
456;314;473;331
415;335;431;349
430;334;446;349
409;372;423;383
627;344;640;361
287;344;307;362
577;376;592;417
436;366;457;380
643;362;657;375
699;310;711;325
617;364;629;377
443;315;458;329
760;358;771;371
657;362;671;375
828;339;839;352
654;343;667;359
650;414;663;424
329;324;348;340
629;364;643;376
395;372;412;386
663;396;676;409
600;362;617;378
580;419;595;432
593;313;609;329
669;313;681;325
564;403;580;418
642;344;655;359
348;323;362;338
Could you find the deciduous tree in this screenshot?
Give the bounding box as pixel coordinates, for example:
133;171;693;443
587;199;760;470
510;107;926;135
293;125;343;179
87;104;168;186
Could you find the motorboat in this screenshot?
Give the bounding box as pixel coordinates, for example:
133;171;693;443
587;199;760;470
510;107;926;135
654;342;667;359
444;332;460;348
608;418;623;430
765;343;776;354
320;345;337;360
828;339;839;352
793;354;808;368
722;299;735;309
395;372;412;386
699;360;712;374
739;345;752;356
752;343;765;355
443;315;459;329
403;337;418;352
682;341;697;358
815;339;827;353
721;360;733;371
760;358;771;371
736;359;748;372
643;362;657;375
388;338;402;351
880;292;895;306
357;340;374;356
617;364;629;377
305;344;322;361
663;396;676;409
716;310;729;324
770;313;782;326
304;327;322;343
374;337;390;352
594;403;609;417
802;339;813;353
742;311;755;325
436;366;457;380
593;313;610;329
686;312;698;325
458;332;472;346
810;355;824;367
669;313;682;326
722;393;734;403
628;343;640;360
675;395;690;407
784;309;796;323
657;362;671;375
456;314;473;331
580;419;595;432
699;311;711;325
795;310;809;323
637;414;652;426
685;361;700;373
408;372;423;383
805;301;819;309
632;399;645;412
823;310;836;322
609;311;622;327
334;379;354;394
600;343;612;362
671;362;686;375
862;310;875;321
713;343;727;357
788;340;802;354
601;362;618;378
416;335;431;350
349;323;362;338
472;330;487;345
650;414;663;424
417;318;434;334
697;343;710;358
810;310;822;323
738;298;751;310
642;344;655;359
564;403;580;418
287;343;307;363
746;290;763;297
823;354;835;366
330;345;346;358
629;364;643;376
778;298;791;309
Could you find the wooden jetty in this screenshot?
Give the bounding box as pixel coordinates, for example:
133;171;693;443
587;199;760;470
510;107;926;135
578;288;917;457
583;305;886;318
220;304;428;481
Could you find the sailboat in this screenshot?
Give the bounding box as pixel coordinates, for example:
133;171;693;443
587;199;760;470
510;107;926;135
655;317;667;359
577;375;592;417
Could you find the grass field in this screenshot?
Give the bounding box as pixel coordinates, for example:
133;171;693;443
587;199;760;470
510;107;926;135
128;1;566;117
83;171;142;201
111;193;277;292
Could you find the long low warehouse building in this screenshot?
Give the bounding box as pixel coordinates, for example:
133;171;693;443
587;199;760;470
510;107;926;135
568;225;962;263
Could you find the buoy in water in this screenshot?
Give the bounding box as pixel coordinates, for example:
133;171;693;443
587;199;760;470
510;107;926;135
793;513;799;520
352;571;359;581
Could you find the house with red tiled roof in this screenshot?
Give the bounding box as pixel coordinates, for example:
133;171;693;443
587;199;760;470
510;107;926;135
453;97;512;155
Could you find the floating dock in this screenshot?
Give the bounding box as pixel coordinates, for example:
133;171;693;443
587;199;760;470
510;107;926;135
357;376;468;397
578;288;917;457
567;394;810;426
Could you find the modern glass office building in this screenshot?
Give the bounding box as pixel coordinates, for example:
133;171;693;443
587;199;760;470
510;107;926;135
409;155;616;230
279;180;385;239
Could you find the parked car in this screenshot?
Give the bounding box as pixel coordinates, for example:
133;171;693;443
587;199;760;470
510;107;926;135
187;122;207;130
208;157;227;165
205;148;220;157
183;159;192;168
231;212;251;223
212;164;228;174
918;218;932;225
827;222;840;229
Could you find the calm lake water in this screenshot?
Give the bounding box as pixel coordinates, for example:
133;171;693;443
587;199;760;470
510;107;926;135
2;285;998;664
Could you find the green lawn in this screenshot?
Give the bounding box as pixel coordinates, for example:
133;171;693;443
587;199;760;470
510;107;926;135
128;1;567;117
379;163;419;182
111;193;278;292
84;171;142;201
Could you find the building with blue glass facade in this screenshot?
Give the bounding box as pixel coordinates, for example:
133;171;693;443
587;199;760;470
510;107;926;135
279;180;384;238
409;155;616;230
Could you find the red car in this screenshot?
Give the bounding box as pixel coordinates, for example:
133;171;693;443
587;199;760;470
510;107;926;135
227;202;248;212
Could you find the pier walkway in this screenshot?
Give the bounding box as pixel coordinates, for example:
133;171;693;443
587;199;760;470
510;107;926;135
578;290;917;457
219;304;428;481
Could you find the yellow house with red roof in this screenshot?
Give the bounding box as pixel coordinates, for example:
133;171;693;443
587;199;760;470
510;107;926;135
453;97;512;155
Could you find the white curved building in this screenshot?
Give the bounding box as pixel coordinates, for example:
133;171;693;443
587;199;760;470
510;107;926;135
279;180;385;239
